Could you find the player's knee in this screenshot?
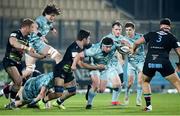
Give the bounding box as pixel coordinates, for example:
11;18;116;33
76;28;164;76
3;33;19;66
67;86;76;95
113;87;121;92
98;88;105;93
14;77;22;87
143;77;151;83
26;64;36;72
128;79;134;86
113;83;121;88
48;47;61;60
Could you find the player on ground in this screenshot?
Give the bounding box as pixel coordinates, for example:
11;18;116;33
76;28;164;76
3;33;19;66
5;72;54;109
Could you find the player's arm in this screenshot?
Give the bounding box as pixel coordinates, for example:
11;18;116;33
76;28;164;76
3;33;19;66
174;41;180;57
71;52;84;71
9;37;34;53
36;86;47;100
78;60;105;70
27;51;46;59
29;86;47;106
133;37;145;54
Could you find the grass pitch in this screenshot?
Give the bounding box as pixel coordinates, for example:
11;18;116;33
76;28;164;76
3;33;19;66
0;93;179;115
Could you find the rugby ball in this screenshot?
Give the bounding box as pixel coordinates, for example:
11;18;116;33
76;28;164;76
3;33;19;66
119;46;130;54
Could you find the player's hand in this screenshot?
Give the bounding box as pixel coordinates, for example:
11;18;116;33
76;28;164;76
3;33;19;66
41;36;49;43
96;64;105;70
27;47;35;53
71;65;77;71
51;28;58;37
39;55;47;59
129;47;134;55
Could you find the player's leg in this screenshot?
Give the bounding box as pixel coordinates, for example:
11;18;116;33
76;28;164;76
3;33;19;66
22;53;36;79
86;71;100;109
44;77;64;102
53;79;77;109
136;71;143;106
6;66;23;101
142;73;153;111
124;63;135;105
165;73;180;92
111;61;123;105
107;69;122;105
39;43;62;64
136;62;143;106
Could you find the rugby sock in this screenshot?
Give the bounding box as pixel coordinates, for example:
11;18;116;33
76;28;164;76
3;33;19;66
136;85;142;102
57;98;64;105
125;86;130;99
3;85;10;95
10;90;17;100
144;93;151;106
112;87;121;102
87;88;97;105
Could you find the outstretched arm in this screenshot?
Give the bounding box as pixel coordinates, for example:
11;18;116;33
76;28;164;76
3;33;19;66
27;51;46;59
133;37;145;54
9;37;35;53
71;52;84;71
78;61;105;70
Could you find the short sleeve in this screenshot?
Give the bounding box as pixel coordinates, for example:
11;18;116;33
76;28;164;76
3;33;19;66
10;32;18;38
171;35;180;49
143;32;153;43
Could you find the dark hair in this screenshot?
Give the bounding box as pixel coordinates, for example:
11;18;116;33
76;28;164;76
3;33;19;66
112;20;122;28
42;4;61;16
125;22;135;29
160;18;171;26
101;37;113;46
21;18;34;27
77;29;90;41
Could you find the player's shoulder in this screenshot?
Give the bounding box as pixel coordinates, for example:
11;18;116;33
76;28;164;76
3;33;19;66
67;41;82;52
135;33;143;37
10;30;21;38
36;16;46;22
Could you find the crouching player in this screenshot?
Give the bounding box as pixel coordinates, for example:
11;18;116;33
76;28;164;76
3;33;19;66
5;72;54;109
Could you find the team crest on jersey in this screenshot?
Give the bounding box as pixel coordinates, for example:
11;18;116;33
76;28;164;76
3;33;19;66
10;33;17;37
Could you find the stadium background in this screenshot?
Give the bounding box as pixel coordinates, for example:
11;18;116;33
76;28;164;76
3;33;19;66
0;0;180;92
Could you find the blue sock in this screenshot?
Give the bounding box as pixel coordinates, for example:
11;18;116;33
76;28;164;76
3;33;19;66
125;86;130;99
136;85;142;102
87;88;97;105
112;87;121;102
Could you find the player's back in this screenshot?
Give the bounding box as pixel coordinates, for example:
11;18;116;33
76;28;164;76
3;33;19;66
144;30;178;60
24;72;54;96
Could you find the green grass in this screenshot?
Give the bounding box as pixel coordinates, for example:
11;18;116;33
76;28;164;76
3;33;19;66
0;93;180;115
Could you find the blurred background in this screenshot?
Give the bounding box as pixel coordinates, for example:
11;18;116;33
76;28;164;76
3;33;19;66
0;0;180;93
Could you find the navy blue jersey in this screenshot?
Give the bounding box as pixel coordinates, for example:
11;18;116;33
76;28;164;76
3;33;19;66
4;30;28;62
56;41;83;73
144;30;180;60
